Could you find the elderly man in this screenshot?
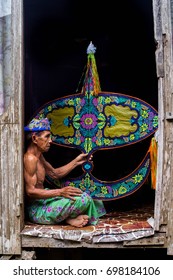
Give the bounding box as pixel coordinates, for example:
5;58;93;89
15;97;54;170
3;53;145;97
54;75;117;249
24;118;106;227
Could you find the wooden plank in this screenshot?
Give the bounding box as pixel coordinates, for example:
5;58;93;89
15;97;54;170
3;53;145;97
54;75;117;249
15;251;36;260
123;233;166;247
167;0;173;255
21;234;166;249
22;236;125;249
159;0;173;255
0;124;22;254
0;138;2;253
0;0;23;255
152;0;164;77
153;78;164;230
152;0;165;230
152;0;163;40
152;1;173;249
0;255;13;260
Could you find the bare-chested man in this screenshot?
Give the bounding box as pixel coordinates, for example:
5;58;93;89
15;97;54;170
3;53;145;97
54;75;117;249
24;118;106;227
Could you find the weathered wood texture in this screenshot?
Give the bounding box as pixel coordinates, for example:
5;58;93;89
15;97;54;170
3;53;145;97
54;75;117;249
166;0;173;256
152;0;166;231
123;233;166;247
21;232;166;249
0;0;24;255
153;0;173;255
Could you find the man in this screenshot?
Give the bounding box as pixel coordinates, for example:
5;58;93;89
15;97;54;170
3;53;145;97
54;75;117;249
24;118;106;227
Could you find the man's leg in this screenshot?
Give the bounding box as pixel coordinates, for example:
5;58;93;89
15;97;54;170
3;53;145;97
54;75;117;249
28;192;105;226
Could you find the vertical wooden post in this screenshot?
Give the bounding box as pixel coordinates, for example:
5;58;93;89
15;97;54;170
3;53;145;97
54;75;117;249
152;0;165;231
165;0;173;255
0;0;23;255
153;0;173;255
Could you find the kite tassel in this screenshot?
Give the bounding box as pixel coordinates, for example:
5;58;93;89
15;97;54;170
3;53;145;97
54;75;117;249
149;136;158;190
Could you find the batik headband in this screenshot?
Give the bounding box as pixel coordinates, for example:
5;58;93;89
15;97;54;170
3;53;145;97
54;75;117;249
24;118;51;132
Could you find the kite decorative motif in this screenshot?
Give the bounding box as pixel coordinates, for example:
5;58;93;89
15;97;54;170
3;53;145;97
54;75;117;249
34;42;158;200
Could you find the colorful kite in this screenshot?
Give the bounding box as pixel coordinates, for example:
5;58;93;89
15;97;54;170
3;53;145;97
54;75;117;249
33;42;158;200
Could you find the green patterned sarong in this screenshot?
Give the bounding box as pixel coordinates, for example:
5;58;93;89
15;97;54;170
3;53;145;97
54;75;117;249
27;191;106;225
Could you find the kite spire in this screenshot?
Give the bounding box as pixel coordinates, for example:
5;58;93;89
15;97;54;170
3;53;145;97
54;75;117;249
82;41;101;97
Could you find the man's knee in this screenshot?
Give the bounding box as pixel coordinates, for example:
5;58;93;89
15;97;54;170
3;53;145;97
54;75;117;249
81;192;93;204
74;192;92;203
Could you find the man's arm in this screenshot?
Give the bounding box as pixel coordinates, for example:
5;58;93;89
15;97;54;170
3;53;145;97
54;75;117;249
41;153;90;180
24;154;82;200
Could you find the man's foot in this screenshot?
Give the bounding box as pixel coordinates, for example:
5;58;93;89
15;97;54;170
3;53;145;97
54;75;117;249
66;215;89;227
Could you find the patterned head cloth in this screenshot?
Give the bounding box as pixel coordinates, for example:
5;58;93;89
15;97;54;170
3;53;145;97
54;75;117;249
24;118;51;132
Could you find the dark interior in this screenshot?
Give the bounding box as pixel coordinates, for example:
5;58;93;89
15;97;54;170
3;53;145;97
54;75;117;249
23;0;157;211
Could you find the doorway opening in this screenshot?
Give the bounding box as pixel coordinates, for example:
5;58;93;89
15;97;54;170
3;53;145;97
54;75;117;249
23;0;157;215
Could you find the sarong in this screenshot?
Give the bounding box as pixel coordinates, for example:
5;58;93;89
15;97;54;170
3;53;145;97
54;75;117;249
27;191;106;225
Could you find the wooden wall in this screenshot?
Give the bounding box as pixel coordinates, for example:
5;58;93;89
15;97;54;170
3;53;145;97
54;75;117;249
0;0;23;255
152;0;173;255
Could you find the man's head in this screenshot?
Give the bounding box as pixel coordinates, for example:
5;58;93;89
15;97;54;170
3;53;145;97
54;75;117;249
24;118;52;152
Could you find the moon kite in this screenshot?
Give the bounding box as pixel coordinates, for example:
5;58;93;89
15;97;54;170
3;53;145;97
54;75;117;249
33;42;158;200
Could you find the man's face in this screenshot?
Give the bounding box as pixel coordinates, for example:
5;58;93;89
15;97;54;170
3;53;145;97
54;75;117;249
33;131;52;152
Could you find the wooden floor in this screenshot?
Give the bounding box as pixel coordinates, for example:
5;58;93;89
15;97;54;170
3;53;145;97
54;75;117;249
21;203;166;250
